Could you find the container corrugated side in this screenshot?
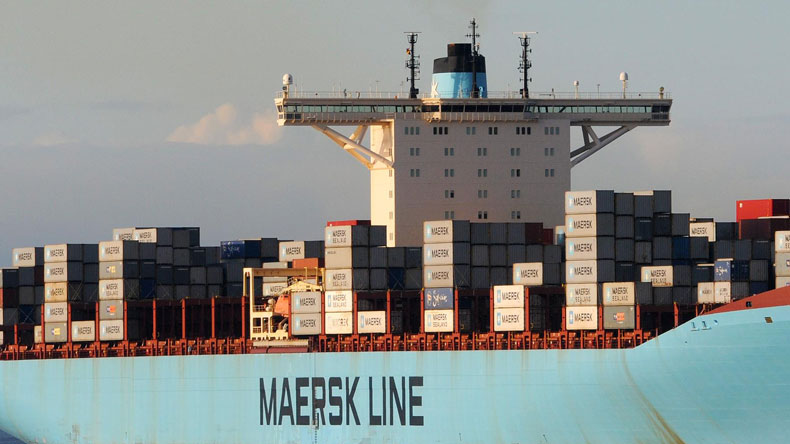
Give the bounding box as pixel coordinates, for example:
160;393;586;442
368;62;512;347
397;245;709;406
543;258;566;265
697;282;715;303
291;292;321;314
424;288;454;310
325;225;370;247
99;320;124;341
44;302;68;323
641;266;673;287
324;311;353;334
71;321;95;342
423;220;470;244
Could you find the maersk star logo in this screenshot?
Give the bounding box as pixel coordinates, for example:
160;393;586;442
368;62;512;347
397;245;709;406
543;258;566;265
644;270;650;281
567;217;574;232
568;241;575;256
359;316;366;329
514;268;521;282
496;289;501;304
426;270;431;281
568;196;574;208
568;311;574;324
425;225;432;238
606;288;612;303
568;266;575;277
496;312;502;326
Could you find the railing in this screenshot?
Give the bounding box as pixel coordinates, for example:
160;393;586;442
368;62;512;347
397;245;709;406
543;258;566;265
276;90;671;100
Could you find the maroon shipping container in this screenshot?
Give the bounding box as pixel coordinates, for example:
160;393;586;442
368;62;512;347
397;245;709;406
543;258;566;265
736;199;790;223
326;220;371;227
525;223;544;244
541;228;554;245
739;217;790;240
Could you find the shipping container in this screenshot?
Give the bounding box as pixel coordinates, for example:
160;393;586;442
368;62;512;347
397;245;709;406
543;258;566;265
494;307;525;332
616;216;635;239
564;213;615;238
423;242;470;266
0;268;19;288
99;262;139;280
291;313;321;336
44;262;83;283
12;247;44;267
71;320;95;342
98;279;139;300
615;192;634;215
44;302;68;323
324;290;354;312
324;225;370;248
489;223;507;244
324;311;353;334
112;228;135;241
565;237;614;261
690;222;716;242
508;244;528;266
470;223;490;244
0;288;19;307
776;276;790;288
565;190;615;214
736;199;790;222
471;245;490;266
423;265;470;288
424;288;454;310
44;244;83;263
565;283;597;306
99;241;138;261
132;227;173;245
603;306;635;329
44;322;68;343
471;267;489;289
565;306;598;330
776;231;790;253
714;282;732;304
220;240;262;260
775;253;790;277
324;247;370;269
99;300;123;320
368;248;387;268
357;311;387;334
290;292;321;314
489;245;507;267
0;308;18;326
641;266;673;287
99;320;124;341
279;241;323;262
493;285;525;308
424;309;454;333
172;228;200;248
602;282;635;306
566;260;615;284
386;247;406;268
697;282;715;304
324;268;369;291
423;220;470;244
404;268;422;290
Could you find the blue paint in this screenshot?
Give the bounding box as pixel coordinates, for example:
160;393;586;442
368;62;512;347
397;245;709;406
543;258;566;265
0;306;788;443
431;72;487;98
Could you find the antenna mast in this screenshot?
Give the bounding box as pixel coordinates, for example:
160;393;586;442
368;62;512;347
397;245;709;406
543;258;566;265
466;18;480;98
514;31;537;99
405;32;421;99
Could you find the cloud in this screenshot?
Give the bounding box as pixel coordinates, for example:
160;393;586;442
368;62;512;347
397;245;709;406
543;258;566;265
31;131;77;147
167;103;282;146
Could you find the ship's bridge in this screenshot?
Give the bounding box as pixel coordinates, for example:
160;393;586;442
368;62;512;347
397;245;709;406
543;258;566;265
275;91;671;167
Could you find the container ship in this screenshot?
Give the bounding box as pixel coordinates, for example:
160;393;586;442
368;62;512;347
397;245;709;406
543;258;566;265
1;22;789;444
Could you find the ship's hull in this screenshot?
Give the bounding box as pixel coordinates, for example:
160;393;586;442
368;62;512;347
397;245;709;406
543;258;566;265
0;305;788;444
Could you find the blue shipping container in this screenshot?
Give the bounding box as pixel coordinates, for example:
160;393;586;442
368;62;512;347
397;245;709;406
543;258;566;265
425;287;454;310
220;240;262;260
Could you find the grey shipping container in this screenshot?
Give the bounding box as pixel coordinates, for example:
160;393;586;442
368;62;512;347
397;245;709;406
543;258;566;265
387;247;406;268
616;216;634;239
44;322;68;343
635;242;652;264
635;282;652;305
671;213;690;236
525;244;542;262
156;247;174;264
634;195;653;218
653;237;672;260
99;261;139;280
506;223;526;244
190;267;207;285
83;263;99;283
543;245;563;264
173;248;190;266
405;248;422;268
471;245;489;266
489;223;508;244
369;268;387;290
749;260;770;282
324;247;370;269
369;226;387;247
138;243;156;261
0;268;19;288
672;287;695;305
404;268;422;290
616;239;635;262
471;267;489;289
733;240;752;261
653;190;672;214
369;248;387;268
172;228;200;248
507;244;527;266
490;267;509;286
603;306;635;329
615;193;634;215
489;245;507;267
470;223;490;244
653;287;673;305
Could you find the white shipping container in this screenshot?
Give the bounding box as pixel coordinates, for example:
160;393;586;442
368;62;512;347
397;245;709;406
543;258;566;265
776;276;790;288
44;322;68;343
565;190;613;214
44;262;81;283
776;253;790;277
775;231;790;253
325;225;369;248
291;313;321;336
423;265;469;288
44;244;79;263
423;242;457;266
132;228;158;243
641;266;674;287
602;282;635;306
493;285;525;308
565;284;598;306
99;300;123;320
44;302;68;323
262;282;287;297
45;282;68;303
325;290;354;312
325;268;354;291
100;320;124;341
112;228;135;241
325;311;353;334
324;247;368;269
697;282;715;304
423;220;469;244
99;279;136;300
13;247;40;267
564;214;598;238
358;311;387;334
689;222;716;242
512;263;543;286
99;240;137;261
565;260;598;284
424;309;454;333
565;237;598;261
0;331;3;345
714;282;732;304
279;241;306;262
71;321;96;342
565;306;599;330
291;292;321;314
494;308;525;332
34;325;42;344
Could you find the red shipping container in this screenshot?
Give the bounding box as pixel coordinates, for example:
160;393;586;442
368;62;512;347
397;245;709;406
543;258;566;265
736;199;790;222
292;258;324;269
326;220;371;227
0;288;19;308
524;223;544;244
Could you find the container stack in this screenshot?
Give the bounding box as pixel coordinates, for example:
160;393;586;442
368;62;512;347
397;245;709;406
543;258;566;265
98;240;139;341
290;291;322;336
422;220;472;334
602;282;636;329
12;247;44;326
492;284;526;332
220;238;278;297
776;231;790;288
0;268;20;344
43;243;99;343
563;190;616;330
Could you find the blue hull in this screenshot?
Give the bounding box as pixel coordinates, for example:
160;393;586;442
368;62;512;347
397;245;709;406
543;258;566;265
0;306;788;444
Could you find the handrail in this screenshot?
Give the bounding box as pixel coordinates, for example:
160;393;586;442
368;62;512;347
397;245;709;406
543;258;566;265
277;90;671;100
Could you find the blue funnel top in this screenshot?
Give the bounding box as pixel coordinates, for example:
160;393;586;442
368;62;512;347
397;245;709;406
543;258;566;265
432;43;487;98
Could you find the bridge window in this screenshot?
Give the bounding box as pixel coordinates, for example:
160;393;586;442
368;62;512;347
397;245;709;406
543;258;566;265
410;169;420;177
545;168;555;177
444;190;455;199
466;126;476;135
444;211;455;219
488;126;498;135
444;169;455;177
510;147;521;156
477;211;488;220
477;169;488;178
444;147;455;156
409;147;420;156
511;211;522;220
511;190;521;199
477;147;488;157
477;190;488;199
510;169;521;178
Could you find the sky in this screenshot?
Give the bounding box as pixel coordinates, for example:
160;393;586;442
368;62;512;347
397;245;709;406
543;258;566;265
0;1;788;266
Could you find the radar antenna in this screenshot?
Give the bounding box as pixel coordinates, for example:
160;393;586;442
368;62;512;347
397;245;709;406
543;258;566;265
466;19;481;98
404;32;421;99
513;31;537;99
